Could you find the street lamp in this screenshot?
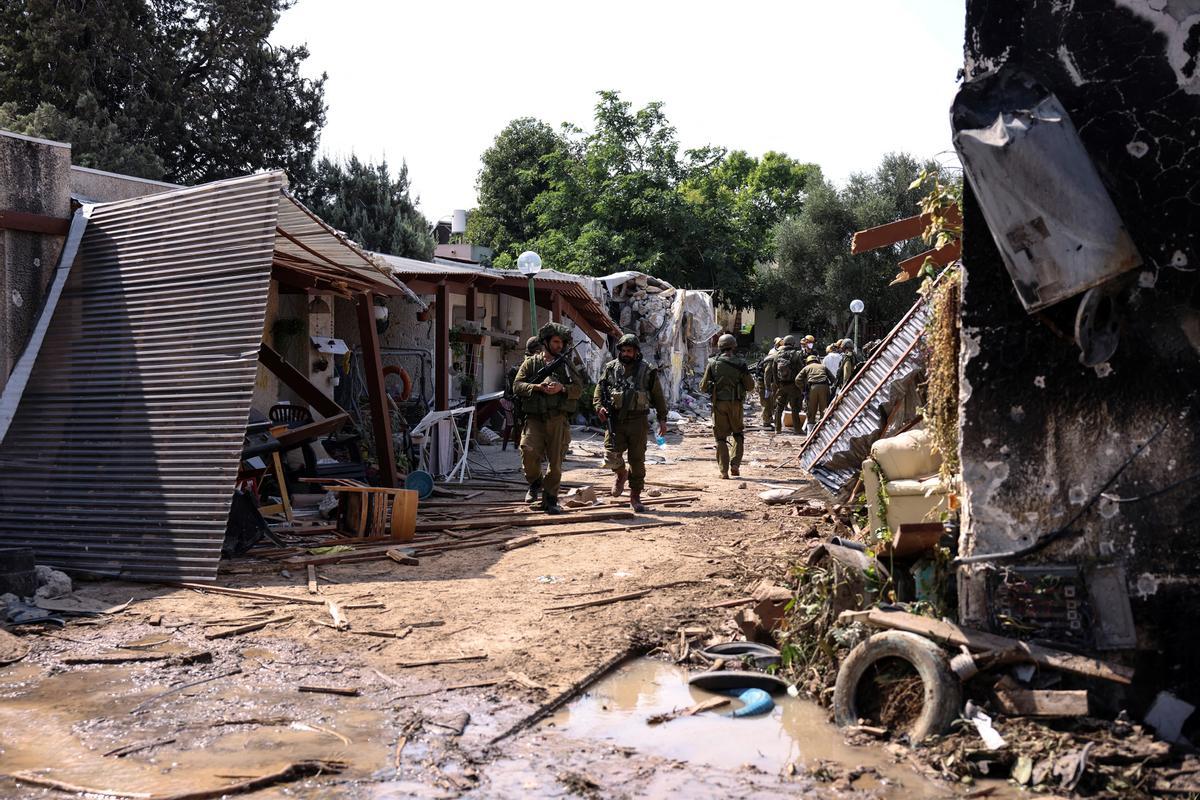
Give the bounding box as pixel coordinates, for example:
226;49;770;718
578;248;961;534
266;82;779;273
849;299;865;354
517;250;542;337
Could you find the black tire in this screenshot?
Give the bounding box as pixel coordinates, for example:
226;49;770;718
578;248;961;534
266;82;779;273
833;631;961;742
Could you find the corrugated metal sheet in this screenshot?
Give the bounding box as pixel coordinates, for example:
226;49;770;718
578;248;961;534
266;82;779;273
0;172;284;581
797;291;931;495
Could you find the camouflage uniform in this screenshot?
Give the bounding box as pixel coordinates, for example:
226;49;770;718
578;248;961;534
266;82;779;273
772;345;805;433
700;351;756;477
797;358;835;429
595;353;667;496
759;344;780;427
514;325;582;510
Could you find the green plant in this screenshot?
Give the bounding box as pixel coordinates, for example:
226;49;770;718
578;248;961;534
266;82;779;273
908;167;963;284
923;268;961;480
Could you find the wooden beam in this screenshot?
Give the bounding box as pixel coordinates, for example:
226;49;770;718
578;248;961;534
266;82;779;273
551;291;565;323
0;209;71;236
465;283;478;390
561;302;604;346
850;205;961;254
258;344;344;419
894;240;962;281
435;282;450;411
356;292;399;488
274;414;349;448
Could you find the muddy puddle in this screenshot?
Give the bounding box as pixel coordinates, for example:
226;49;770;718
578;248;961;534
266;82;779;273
0;660;388;797
549;658;962;798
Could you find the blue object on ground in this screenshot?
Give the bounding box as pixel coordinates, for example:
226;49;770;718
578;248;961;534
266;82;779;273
404;470;435;499
728;688;775;717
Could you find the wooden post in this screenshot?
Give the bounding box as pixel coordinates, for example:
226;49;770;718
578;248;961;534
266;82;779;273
465;283;478;393
435;281;450;411
551;290;564;324
356;292;399;488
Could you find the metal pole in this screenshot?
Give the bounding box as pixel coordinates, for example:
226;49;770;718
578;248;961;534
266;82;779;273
853;313;860;355
527;275;538;336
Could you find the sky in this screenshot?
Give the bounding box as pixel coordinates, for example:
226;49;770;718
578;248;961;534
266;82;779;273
272;0;966;223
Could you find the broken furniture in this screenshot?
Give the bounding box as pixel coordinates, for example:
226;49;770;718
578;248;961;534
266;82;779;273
861;427;950;537
314;480;418;541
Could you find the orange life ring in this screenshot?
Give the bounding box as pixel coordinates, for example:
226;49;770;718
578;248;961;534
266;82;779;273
382;365;412;401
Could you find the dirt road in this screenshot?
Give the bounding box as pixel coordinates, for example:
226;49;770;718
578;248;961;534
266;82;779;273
0;418;901;799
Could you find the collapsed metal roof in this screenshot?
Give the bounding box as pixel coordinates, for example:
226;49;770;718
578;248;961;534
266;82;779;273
797;290;931;494
0;171;406;581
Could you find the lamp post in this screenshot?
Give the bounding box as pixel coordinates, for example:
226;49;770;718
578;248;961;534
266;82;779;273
850;299;865;355
517;251;542;337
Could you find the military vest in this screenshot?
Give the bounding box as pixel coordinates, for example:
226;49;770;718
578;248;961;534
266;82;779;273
600;359;654;418
520;353;577;417
708;355;750;401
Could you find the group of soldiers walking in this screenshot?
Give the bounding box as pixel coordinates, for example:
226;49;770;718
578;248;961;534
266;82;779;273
505;323;855;515
759;334;856;434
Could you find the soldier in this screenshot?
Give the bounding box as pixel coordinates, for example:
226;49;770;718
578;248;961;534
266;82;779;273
797;354;835;432
502;337;542;450
514;323;582;514
700;333;756;479
801;334;817;359
771;335;805;434
839;338;857;388
595;334;668;513
759;336;783;430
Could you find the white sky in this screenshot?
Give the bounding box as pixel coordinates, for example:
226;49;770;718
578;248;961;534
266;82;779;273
273;0;966;222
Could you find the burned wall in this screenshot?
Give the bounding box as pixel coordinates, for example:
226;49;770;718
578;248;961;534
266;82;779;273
0;130;71;389
959;0;1200;696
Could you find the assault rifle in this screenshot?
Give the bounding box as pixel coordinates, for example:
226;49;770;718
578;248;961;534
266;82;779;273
528;340;583;385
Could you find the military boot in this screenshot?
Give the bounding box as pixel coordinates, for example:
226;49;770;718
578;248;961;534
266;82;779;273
629;489;646;513
730;465;741;477
542;494;563;515
525;478;542;505
612;467;627;497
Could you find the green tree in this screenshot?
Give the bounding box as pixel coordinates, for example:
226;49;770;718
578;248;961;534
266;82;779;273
0;0;326;185
467;118;564;264
299;155;434;260
762;152;938;340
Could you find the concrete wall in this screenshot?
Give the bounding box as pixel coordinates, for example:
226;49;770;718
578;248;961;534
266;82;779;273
69;165;179;203
0;130;71;390
959;0;1200;699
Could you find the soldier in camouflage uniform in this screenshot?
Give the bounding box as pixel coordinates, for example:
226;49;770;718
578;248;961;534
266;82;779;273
797;354;835;432
595;334;668;513
700;333;757;478
514;323;582;514
502;337;542;450
771;335;805;434
758;337;783;429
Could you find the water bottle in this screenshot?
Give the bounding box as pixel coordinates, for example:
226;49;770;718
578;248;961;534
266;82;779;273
655;433;667;449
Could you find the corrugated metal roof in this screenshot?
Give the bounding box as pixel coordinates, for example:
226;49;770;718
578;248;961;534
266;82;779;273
797;291;931;495
0;173;284;581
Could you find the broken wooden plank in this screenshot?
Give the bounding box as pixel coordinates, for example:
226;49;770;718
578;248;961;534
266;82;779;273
647;696;730;725
842;608;1134;684
326;601;349;631
992;678;1089;717
394;654;488;669
545;588;651;612
307;565;318;595
103;736;177;758
298;685;360;697
168;582;327;606
537;520;683;540
416;508;635;532
62;652;171;665
204;615;293;641
385;549;419;565
706;597;755;609
128;668;242;714
502;534;541;551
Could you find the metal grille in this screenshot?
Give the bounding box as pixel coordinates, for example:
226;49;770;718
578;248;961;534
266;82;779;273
797;292;931;495
0;172;284;581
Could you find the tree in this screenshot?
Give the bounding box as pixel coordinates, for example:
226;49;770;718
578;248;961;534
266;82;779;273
762;152;939;340
467;118;564;263
0;0;326;185
470;92;819;307
298;155;434;260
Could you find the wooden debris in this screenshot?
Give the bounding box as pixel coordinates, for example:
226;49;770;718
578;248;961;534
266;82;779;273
647;696;730;725
394;654;488;669
506;671;547;691
298;685;360;697
103;736;177;758
706;596;755;609
8;759;347;800
326;601;349;631
391;679;500;699
63;652;172;665
538;520;682;540
841;608;1135;684
385;549;419;565
992;677;1089;717
147;614;163;626
307;565;318;595
204;615;293;640
427;711;470;736
544;589;651;612
169;582;326;606
502;534;541;551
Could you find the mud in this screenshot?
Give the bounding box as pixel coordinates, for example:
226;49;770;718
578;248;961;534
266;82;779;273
0;418;970;798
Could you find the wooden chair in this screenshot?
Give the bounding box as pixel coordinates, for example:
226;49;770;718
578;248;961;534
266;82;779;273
313;481;418;541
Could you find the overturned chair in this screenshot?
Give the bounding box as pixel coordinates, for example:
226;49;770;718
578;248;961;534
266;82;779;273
861;427;950;536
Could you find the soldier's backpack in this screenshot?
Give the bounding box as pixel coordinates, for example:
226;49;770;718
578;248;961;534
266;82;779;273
774;350;798;384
